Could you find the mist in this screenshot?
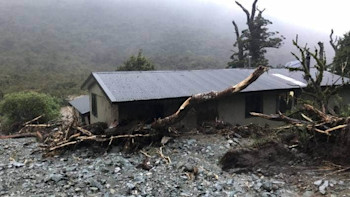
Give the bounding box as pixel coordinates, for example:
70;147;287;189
0;0;340;96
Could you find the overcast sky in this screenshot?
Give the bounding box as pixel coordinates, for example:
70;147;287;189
201;0;349;35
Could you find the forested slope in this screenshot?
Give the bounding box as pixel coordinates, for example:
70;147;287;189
0;0;333;97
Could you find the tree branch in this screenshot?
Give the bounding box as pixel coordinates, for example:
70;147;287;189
235;1;250;24
251;0;259;20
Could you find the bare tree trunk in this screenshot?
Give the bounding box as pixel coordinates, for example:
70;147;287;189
318;42;325;62
232;20;244;61
235;0;259;65
329;29;339;52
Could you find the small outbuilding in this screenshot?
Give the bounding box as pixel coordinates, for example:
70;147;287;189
68;95;90;125
81;68;350;127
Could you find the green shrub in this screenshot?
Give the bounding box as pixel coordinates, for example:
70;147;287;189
0;91;60;125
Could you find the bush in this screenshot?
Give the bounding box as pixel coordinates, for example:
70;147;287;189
0;91;60;126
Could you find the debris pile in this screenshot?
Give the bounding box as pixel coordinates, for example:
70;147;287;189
251;104;348;136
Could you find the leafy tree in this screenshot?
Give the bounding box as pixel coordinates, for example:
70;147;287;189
0;91;60;126
117;50;155;71
228;0;284;68
332;32;350;76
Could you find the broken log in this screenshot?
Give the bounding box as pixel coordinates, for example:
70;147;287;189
151;66;268;129
250;112;309;125
303;104;343;123
250;111;347;135
0;132;42;140
22;115;43;126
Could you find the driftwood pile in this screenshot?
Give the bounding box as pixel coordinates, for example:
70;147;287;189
0;66;268;155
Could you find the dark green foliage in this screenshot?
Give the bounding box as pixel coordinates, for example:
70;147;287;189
117;50;155;71
228;0;284;68
0;91;60;125
332;32;350;76
244;14;284;67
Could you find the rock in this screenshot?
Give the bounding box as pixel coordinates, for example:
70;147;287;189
271;180;285;185
75;187;81;192
260;192;272;197
314;179;323;186
251;174;259;181
180;192;191;196
115;156;132;168
183;164;194;172
90;187;99;192
329;179;336;187
11;161;25;168
272;184;279;190
134;175;145;183
49;174;64;183
126;183;135;190
105;159;113;166
302;190;314;197
100;167;110;173
187;139;197;146
262;181;273;192
322;180;329;188
254;182;262;191
89;179;104;191
226;179;234;185
319;186;326;195
214;183;223;191
319;180;328;195
114;166;121;174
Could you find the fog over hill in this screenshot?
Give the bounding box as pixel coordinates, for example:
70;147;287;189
0;0;336;97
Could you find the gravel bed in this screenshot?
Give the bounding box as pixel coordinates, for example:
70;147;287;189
1;134;350;196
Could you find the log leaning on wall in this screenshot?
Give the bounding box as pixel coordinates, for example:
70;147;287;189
151;66;268;129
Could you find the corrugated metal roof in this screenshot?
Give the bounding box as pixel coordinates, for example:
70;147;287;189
69;95;90;114
87;68;347;103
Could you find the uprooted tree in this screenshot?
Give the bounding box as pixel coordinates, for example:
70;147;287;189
228;0;284;68
252;37;348;136
289;37;341;114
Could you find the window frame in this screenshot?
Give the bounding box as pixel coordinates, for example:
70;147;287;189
91;93;98;117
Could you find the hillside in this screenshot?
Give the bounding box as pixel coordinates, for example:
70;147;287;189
0;0;336;97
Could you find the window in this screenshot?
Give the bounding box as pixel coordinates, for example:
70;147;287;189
245;94;263;118
91;93;97;117
276;91;293;113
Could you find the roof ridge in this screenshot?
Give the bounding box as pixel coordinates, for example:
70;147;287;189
92;68;288;74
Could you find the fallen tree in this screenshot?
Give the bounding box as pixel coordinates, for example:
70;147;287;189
151;66;268;129
0;66;268;155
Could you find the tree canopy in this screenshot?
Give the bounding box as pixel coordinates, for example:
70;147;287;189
117;50;155;71
228;0;284;68
332;32;350;76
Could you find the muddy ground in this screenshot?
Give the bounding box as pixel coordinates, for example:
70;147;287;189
1;127;350;197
